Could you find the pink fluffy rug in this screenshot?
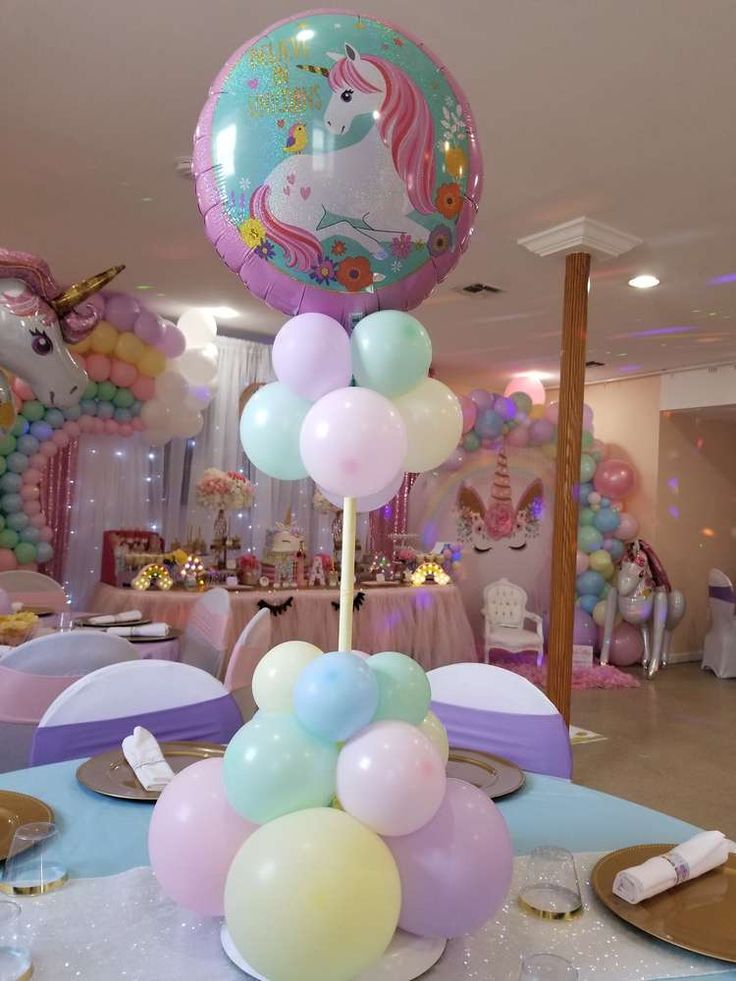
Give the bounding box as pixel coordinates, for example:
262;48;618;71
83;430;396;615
487;652;641;690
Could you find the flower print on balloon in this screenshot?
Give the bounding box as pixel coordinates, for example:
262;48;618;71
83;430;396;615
193;11;483;326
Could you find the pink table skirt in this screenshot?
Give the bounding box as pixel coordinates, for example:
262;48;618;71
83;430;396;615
89;583;476;671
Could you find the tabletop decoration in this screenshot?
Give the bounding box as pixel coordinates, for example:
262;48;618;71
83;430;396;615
261;511;304;585
180;554;206;590
131;563;173;592
0;610;38;647
238;554;262;586
411;561;451;587
195;468;252;569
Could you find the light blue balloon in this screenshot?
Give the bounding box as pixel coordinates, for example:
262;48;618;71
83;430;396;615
30;422;53;442
97;401;115;420
6;513;29;532
7;452;28;475
351;311;432;397
580;453;596;482
0;473;22;494
223;713;337;824
20;526;40;544
293;652;379;742
593;508;620;534
578;525;604;554
63;405;82;421
114;408;132;422
493;395;517;422
578;594;598;614
10;417;28;438
600;497;611;508
16;435;39;457
44;408;64;430
369;651;431;724
36;541;53;564
475;408;503;439
1;493;23;514
578;481;593;504
80;400;98;417
579;507;595;527
240;382;309;481
577;570;606;596
130;400;142;417
605;538;625;562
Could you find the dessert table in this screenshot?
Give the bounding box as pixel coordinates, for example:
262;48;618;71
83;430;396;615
0;761;731;981
90;582;475;670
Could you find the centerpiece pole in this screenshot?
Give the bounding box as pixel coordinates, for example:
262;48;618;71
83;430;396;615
338;496;357;651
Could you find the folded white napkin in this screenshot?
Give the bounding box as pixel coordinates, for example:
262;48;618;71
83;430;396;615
88;609;143;626
613;831;730;904
121;726;174;791
10;601;23;613
108;622;169;638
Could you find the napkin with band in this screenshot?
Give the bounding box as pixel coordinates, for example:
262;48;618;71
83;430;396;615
109;623;170;638
612;830;731;904
87;609;143;626
121;726;174;791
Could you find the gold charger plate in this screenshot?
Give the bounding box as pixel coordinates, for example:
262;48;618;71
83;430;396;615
125;627;181;645
446;747;525;800
76;741;225;801
591;843;736;963
0;791;54;861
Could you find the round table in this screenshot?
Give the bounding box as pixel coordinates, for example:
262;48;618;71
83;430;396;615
0;762;730;981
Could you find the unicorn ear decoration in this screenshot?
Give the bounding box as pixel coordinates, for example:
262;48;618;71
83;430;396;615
193;10;482;327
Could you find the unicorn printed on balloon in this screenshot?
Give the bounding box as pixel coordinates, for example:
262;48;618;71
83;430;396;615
194;11;482;325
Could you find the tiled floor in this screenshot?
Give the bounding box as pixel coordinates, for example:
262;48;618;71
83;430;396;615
571;662;736;838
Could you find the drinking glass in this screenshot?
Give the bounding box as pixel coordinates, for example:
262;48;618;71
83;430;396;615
57;611;74;633
518;846;582;918
0;822;67;896
0;901;32;981
520;953;578;980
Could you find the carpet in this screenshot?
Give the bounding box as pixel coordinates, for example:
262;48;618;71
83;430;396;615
487;652;640;690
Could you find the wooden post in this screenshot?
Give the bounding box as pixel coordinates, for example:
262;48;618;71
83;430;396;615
338;496;357;651
546;251;591;724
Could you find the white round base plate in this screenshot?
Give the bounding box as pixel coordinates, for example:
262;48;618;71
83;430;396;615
221;924;446;980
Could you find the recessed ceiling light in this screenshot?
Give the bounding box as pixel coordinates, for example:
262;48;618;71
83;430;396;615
136;285;153;291
202;305;239;319
628;274;660;289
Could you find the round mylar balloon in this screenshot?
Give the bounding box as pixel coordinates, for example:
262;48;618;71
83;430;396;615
193;10;482;327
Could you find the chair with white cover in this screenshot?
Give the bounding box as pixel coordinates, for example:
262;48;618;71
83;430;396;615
224;608;272;694
702;569;736;679
0;588;11;615
428;662;572;778
30;660;243;766
0;571;68;612
0;634;137;773
179;588;231;677
482;578;544;662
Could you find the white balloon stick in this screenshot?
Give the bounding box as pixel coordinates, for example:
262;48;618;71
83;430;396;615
338;496;357;652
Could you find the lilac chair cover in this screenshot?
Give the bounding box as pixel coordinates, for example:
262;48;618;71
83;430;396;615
30;694;243;767
431;699;572;779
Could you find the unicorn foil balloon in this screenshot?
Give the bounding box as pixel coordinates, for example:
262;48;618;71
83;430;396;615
0;249;123;414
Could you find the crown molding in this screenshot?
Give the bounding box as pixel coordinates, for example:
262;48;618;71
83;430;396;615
517;217;643;259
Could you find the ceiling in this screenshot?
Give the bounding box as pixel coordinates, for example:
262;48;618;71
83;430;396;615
3;0;735;388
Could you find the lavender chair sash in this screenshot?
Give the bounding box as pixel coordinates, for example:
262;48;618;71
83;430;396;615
709;585;735;604
431;700;572;779
30;694;243;767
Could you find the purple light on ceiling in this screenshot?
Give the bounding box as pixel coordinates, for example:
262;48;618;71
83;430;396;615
709;272;736;285
617;364;643;374
668;505;680;519
667;477;679;493
629;325;698;338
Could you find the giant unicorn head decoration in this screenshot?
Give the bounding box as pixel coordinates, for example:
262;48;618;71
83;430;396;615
456;446;545;553
0;248;123;408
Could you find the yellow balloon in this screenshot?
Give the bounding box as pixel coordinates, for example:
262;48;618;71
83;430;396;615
252;641;322;712
225;808;400;981
115;332;145;365
137;346;167;377
528;404;546;420
89;321;118;355
69;336;91;355
589;549;614;576
592;600;608;627
419;710;449;764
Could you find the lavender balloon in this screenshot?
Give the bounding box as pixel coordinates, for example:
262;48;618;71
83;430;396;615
386;778;512;938
273;313;351;402
134;311;165;347
104;293;139;330
320;469;404;514
160;322;187;358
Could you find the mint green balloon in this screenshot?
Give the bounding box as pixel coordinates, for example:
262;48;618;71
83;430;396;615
0;435;16;457
0;529;19;550
20;400;45;422
82;381;98;400
113;387;134;408
580;453;596;482
0;515;5;532
240;382;309;480
579;507;595;526
578;525;604;554
10;417;28;438
351;311;432;397
368;652;430;724
223;713;337;824
14;542;36;565
0;457;6;478
97;381;117;402
581;430;594;451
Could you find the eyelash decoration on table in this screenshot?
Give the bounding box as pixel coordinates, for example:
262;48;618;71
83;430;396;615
256;597;294;617
331;591;365;613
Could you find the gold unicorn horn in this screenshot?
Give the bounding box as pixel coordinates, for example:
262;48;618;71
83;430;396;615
297;63;330;77
50;264;125;317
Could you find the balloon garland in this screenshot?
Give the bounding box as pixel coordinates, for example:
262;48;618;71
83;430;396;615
0;294;218;573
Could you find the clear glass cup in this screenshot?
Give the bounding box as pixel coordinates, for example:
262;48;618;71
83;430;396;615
518;846;582;919
520;953;578;980
0;900;32;981
0;822;67;896
57;611;74;633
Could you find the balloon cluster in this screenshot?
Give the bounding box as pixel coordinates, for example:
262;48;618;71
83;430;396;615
149;645;512;981
241;311;462;510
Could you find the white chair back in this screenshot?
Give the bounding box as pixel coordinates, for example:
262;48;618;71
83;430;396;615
429;662;557;715
0;571;68;612
1;631;137;676
224;608;272;693
483;579;527;628
0;587;11;614
179;588;231;677
702;568;736;679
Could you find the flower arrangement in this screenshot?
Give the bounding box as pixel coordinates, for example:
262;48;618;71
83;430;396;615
196;468;255;512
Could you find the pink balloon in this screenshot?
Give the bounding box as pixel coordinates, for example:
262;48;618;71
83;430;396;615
300;389;407;499
0;549;18;572
64;421;81;438
78;416;94;433
593;459;636;500
387;778;512;938
149;758;256;915
529;418;555;445
103;420;118;435
605;621;644;666
22;469;42;486
39;526;53;542
119;423;133;437
86;353;112;382
52;431;69;448
576;550;589;575
18;562;38;572
30;515;45;529
573;607;597;646
614;512;639;542
40;442;58;458
134;311;165;347
23;501;41;516
544;401;559;424
506;422;530;448
131;374;156;402
458;395;477;435
29;454;46;470
319;469;404;514
132;417;146;432
93;419;105;434
110;359;139;388
336;721;446;837
20;486;39;501
506;375;546;405
160;322;186;358
13;378;34;402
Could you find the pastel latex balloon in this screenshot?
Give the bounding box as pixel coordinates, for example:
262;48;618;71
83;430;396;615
614;512;639;542
393;378;462;472
368;651;431;724
418;710;450;764
594;458;636;500
272;313;351;401
319;468;404;514
505;376;545;405
351;312;432;398
251;640;322;713
294;651;379;743
240;382;310;481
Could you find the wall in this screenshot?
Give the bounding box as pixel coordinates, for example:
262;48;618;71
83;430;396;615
656;412;736;655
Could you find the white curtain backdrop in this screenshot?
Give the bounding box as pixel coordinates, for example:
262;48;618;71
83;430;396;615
65;335;366;604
